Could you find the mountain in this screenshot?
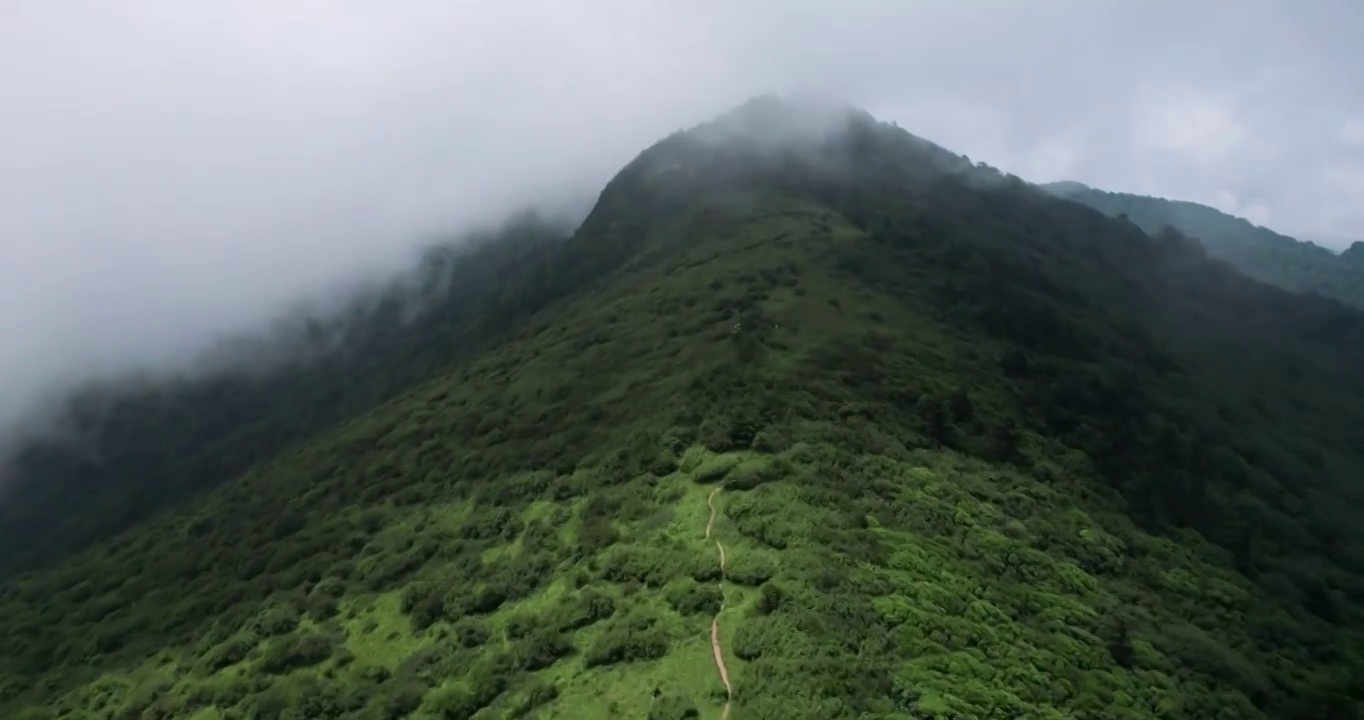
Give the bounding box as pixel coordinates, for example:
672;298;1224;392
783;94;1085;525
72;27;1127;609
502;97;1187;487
1344;241;1364;264
1043;182;1364;310
0;211;578;578
2;95;1362;719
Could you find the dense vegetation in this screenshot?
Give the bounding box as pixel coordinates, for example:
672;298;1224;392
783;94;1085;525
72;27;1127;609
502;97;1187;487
1;95;1362;719
1043;181;1364;310
0;211;576;578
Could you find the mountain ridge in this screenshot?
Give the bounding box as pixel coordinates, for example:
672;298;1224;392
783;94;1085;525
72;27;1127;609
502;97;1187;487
1043;181;1364;309
2;95;1362;719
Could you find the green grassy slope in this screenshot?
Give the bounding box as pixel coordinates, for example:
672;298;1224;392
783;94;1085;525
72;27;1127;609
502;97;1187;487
1042;182;1364;310
2;98;1362;720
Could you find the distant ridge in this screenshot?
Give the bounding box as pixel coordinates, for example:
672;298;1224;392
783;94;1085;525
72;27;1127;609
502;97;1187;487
1043;181;1364;309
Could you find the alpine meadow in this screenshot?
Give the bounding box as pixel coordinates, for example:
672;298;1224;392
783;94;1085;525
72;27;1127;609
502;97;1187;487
2;96;1362;720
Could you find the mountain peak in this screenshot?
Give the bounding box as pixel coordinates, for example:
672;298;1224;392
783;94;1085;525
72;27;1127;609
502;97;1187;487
598;94;1009;223
1343;240;1364;261
673;93;872;154
1041;180;1093;196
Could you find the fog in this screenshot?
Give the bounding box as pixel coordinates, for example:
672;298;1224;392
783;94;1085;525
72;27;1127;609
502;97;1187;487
3;0;1362;441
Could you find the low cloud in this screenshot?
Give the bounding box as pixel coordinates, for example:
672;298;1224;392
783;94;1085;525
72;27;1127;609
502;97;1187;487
2;0;1361;439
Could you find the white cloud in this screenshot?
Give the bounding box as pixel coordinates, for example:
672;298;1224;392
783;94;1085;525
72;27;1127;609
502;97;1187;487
1131;85;1255;166
873;96;1009;165
1310;164;1364;236
1342;117;1364;148
1022;137;1083;183
1211;190;1273;226
1;0;1363;439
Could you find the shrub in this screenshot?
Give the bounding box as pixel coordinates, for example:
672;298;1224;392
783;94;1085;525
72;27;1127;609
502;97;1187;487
257;629;340;674
666;580;723;616
693;454;742;483
584;614;670;667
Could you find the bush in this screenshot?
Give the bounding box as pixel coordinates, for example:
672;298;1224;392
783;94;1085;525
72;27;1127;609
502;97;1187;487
553;588;617;631
650;447;681;476
202;630;261;671
693;454;742;483
257;629;340;674
756;581;786;615
252;604;300;637
732;619;772;660
451;618;491;648
666;580;723;616
373;681;425;720
648;693;700;720
724;458;778;490
725;554;776;586
400;581;447;630
512;630;575;670
584;614;670;667
422;684;489;720
509;679;560;718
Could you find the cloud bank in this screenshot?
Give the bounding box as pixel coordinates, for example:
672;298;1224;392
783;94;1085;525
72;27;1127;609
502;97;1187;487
2;0;1361;436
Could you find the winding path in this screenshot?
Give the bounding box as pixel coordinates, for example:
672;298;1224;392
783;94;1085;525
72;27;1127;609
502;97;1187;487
705;487;733;720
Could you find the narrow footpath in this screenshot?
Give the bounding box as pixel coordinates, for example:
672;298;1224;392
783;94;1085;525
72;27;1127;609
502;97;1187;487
705;487;733;720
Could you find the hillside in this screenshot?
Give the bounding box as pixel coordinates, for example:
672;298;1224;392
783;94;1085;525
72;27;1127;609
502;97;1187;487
0;211;575;578
1042;182;1364;310
2;96;1363;719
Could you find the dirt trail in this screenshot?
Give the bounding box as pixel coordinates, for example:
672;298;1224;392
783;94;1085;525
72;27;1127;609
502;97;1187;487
705;487;733;720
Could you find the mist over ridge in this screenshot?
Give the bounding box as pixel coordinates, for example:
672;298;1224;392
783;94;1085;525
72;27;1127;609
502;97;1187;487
4;0;1363;454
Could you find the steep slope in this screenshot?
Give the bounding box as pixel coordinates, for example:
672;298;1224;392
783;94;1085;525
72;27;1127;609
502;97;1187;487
0;212;575;579
1043;182;1364;309
3;97;1363;720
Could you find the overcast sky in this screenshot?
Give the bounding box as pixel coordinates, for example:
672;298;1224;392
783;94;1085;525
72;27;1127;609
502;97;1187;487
2;0;1362;436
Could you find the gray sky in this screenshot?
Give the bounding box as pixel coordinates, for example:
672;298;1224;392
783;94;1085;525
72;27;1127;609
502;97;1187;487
2;0;1362;436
